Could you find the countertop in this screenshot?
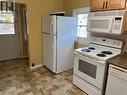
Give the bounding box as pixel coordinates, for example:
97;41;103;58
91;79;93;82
107;52;127;70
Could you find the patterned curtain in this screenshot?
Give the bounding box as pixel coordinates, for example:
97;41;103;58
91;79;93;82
0;1;15;13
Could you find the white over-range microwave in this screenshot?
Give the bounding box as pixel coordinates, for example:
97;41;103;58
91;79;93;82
87;10;126;35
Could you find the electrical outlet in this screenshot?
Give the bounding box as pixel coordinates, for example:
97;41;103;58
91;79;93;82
32;63;35;67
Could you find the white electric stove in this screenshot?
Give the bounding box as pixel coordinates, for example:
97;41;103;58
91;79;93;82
73;36;123;95
75;44;121;62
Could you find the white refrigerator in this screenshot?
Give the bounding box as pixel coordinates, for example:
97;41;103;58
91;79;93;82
42;15;77;74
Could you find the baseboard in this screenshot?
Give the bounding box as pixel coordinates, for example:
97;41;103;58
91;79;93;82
30;64;42;69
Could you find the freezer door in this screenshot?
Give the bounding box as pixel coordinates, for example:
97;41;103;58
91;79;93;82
56;16;77;73
42;33;56;72
42;16;57;34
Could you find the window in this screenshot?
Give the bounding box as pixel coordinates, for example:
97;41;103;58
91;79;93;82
77;14;88;38
73;7;91;45
0;12;15;35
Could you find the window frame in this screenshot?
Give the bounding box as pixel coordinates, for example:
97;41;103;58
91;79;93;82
73;7;91;45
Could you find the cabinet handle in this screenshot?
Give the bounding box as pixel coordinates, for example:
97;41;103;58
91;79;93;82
103;2;105;9
105;1;108;9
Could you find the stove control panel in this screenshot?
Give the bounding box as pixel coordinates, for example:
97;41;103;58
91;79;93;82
91;37;123;49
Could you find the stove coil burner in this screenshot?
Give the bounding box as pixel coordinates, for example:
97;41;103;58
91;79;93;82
81;49;91;52
101;51;113;55
97;53;106;57
88;47;96;50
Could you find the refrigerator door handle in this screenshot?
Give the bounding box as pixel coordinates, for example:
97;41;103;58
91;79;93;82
50;21;54;48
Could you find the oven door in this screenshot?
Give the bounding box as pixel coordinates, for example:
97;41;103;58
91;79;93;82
74;53;106;89
87;16;113;34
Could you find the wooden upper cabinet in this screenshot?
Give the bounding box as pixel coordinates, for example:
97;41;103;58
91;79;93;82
90;0;105;11
124;14;127;32
90;0;127;12
108;0;126;10
125;22;127;32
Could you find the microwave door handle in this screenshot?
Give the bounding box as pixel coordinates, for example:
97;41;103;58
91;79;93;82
87;17;90;31
109;17;114;32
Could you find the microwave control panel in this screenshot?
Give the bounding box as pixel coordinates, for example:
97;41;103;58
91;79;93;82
112;16;123;34
113;17;122;30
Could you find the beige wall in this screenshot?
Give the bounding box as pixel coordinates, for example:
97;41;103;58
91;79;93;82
63;0;90;16
16;0;63;66
14;0;127;67
15;0;90;67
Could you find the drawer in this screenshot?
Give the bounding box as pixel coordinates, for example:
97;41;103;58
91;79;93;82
73;75;102;95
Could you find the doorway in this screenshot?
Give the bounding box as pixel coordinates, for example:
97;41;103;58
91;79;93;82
15;3;28;58
0;2;29;61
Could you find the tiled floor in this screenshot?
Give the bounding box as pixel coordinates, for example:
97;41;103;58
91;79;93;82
0;58;87;95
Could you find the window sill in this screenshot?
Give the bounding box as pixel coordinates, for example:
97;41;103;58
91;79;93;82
77;37;90;46
77;36;87;39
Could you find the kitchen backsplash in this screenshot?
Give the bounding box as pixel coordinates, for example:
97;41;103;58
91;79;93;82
92;32;127;53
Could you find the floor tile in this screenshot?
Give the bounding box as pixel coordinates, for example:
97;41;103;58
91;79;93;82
0;58;87;95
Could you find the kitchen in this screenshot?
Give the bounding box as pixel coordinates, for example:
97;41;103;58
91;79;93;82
0;0;127;95
72;0;127;95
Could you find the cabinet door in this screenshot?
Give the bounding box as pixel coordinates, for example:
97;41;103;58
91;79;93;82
90;0;105;12
124;16;127;32
108;0;126;10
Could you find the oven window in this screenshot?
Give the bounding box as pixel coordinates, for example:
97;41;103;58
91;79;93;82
79;59;97;79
